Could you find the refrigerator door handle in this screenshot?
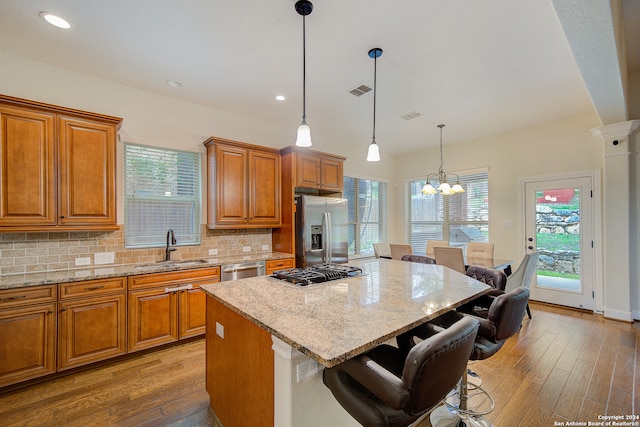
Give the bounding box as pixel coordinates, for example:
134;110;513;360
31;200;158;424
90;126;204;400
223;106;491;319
326;211;332;262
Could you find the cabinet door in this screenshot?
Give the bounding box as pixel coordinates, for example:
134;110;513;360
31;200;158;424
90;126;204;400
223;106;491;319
248;150;281;226
128;288;178;352
58;294;126;370
0;303;56;387
295;153;321;189
58;116;116;225
178;285;206;339
0;106;56;226
320;157;343;192
214;144;248;226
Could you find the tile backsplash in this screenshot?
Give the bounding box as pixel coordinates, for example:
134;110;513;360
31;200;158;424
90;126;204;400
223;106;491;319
0;226;272;275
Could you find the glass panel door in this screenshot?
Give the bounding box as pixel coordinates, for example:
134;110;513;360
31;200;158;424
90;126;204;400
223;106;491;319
524;177;594;310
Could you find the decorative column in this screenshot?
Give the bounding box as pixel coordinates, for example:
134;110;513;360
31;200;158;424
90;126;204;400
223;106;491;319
591;120;639;321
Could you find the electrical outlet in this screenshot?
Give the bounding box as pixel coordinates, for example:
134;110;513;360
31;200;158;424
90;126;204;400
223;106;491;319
296;359;319;382
243;246;251;252
94;252;115;265
215;322;224;339
208;248;218;256
75;257;91;266
261;244;269;251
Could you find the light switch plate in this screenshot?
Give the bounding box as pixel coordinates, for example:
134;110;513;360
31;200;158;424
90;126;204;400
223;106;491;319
243;246;251;252
261;244;269;251
209;248;218;256
296;359;319;382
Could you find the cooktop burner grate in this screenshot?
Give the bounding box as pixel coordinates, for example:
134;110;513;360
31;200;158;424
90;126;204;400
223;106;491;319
271;263;363;286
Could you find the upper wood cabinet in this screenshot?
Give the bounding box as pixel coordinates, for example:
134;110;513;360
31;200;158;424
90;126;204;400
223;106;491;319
0;95;121;232
204;137;281;229
295;151;344;193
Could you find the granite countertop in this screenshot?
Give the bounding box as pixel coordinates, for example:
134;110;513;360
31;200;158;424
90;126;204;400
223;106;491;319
200;258;491;367
0;252;294;290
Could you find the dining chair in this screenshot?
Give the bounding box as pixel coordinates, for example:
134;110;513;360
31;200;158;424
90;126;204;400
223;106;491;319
373;242;392;259
466;242;494;259
426;239;449;257
390;244;413;260
504;252;539;318
434;246;466;274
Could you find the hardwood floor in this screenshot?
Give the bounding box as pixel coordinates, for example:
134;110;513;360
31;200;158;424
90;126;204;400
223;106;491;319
0;302;637;426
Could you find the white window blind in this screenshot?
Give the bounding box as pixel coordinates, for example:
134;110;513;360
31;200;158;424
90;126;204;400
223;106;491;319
408;172;488;254
124;144;201;248
344;176;387;256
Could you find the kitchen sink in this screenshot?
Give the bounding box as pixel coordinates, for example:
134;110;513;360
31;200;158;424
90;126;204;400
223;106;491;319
134;259;209;270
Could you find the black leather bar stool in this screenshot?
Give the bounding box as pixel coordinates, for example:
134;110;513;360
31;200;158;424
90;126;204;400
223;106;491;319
323;316;479;427
398;287;530;427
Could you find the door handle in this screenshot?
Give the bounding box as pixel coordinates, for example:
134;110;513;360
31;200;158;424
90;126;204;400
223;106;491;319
528;246;534;250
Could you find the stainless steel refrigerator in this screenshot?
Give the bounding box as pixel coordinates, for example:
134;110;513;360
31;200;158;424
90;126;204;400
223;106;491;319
295;195;348;268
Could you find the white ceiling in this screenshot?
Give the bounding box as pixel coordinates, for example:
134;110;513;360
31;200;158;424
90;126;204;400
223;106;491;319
0;0;637;155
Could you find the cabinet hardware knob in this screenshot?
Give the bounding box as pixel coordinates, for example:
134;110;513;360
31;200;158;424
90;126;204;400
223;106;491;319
60;308;67;312
60;215;65;219
85;285;105;291
47;310;53;314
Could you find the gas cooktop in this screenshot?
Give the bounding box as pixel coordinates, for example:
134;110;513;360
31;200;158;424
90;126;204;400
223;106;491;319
271;263;363;286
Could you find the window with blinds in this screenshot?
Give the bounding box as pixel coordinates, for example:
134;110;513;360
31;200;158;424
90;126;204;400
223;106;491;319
408;172;488;254
344;176;387;256
124;144;201;248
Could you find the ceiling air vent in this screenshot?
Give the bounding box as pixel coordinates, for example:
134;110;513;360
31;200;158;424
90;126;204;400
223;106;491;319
349;85;372;97
400;111;422;120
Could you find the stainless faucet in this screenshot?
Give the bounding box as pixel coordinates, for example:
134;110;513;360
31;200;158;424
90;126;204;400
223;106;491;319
165;229;177;261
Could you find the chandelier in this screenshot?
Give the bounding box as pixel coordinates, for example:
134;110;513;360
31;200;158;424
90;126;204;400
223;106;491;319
421;124;465;195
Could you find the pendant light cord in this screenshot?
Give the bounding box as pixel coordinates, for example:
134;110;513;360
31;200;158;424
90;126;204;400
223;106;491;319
372;52;377;141
302;15;307;121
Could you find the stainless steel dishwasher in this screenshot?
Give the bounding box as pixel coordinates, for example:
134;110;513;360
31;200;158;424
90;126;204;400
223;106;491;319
221;261;266;281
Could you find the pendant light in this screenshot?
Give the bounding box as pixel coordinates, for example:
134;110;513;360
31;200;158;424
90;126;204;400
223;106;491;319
366;48;382;162
295;0;313;147
421;124;465;195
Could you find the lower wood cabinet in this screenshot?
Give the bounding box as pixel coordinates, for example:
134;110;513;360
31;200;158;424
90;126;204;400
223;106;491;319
127;267;220;353
0;302;57;388
265;257;294;275
57;278;127;371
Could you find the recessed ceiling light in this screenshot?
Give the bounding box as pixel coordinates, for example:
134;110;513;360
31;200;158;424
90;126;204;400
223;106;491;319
275;95;285;101
39;12;71;29
167;79;184;88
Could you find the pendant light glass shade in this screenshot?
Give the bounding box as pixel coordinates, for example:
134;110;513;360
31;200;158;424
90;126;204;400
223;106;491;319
295;1;313;147
296;119;312;147
420;124;465;195
367;48;383;162
366;140;380;161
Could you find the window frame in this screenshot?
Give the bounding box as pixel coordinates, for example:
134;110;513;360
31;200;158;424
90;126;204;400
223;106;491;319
123;142;202;249
407;170;489;255
343;175;387;258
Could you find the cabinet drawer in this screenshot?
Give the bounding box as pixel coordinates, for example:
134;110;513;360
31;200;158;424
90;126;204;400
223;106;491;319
128;267;221;290
0;285;56;308
266;258;294;274
59;277;126;299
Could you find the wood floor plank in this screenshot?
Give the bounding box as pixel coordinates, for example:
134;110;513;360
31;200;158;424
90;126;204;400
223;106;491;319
553;358;596;420
520;367;570;426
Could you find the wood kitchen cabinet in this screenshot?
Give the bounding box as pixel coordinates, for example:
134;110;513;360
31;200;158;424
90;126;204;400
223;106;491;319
295;151;344;193
204;137;281;229
127;267;220;353
0;95;121;232
265;257;294;275
0;285;57;388
57;278;127;371
272;146;346;255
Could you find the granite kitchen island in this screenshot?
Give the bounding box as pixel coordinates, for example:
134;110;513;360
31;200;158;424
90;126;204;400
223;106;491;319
201;258;491;427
